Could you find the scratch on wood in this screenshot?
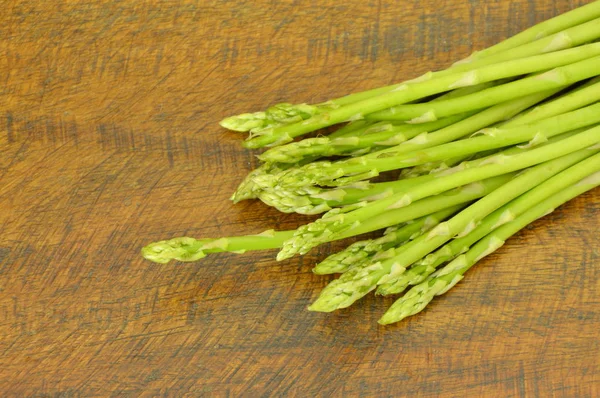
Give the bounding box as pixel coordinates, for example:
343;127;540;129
6;112;15;143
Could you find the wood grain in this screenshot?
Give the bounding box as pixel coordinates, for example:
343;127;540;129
1;0;598;396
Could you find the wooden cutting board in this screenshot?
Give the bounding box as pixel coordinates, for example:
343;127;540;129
1;0;598;395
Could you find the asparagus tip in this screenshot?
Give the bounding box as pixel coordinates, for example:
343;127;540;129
377;313;399;325
141;237;212;264
219;112;266;132
307;299;338;313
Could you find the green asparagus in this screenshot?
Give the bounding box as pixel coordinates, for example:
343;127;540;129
377;146;600;295
379;162;600;324
242;47;600;148
144;3;600;326
308;148;598;312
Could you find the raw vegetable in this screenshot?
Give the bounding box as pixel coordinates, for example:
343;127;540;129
143;4;600;325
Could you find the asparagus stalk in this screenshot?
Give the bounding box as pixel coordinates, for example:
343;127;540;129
313;206;463;275
231;121;382;203
307;147;598;312
376;142;600;295
355;17;600;116
257;127;582;214
465;4;600;59
242;46;600;148
363;103;600;169
362;86;559;159
280;125;600;260
142;174;511;264
501;77;600;127
399;125;585;181
398;78;600;177
264;124;586;216
221;12;600;134
230;114;388;202
258;172;441;215
257;113;472;164
400;156;470;179
254;89;557;194
257;164;463;214
141;230;294;264
366;54;600;122
268;102;600;191
335;15;600;109
319;172;514;236
333;16;600;108
379;164;600;324
256;82;503;164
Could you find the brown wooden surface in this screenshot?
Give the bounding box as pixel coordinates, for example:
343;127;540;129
1;0;599;396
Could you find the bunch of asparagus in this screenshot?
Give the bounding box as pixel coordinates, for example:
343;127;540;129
142;2;600;325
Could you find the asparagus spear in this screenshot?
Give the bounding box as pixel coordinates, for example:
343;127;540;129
142;173;511;264
242;46;600;148
307;147;598;312
230;162;292;203
379;164;600;324
333;17;600;108
376;142;600;295
364;103;600;169
312;206;463;275
501;77;600;127
256;113;472;164
220;11;600;134
398;78;600;177
141;230;295;264
230;115;384;203
366;54;600;122
464;4;600;59
281;125;600;260
267;125;591;217
343;14;600;107
268;102;600;191
256;82;503;164
253;89;558;195
257;127;582;214
256;163;467;215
